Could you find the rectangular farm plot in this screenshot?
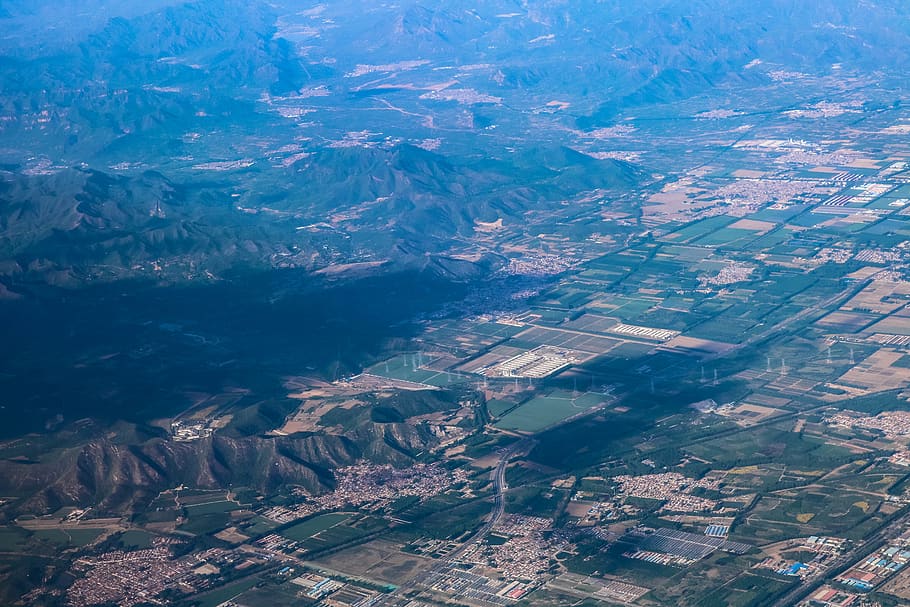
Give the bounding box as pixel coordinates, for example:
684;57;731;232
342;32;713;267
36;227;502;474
659;335;736;357
281;512;386;552
814;311;881;333
312;539;433;586
365;353;471;387
835;348;910;391
692;227;760;247
494;392;609;432
657;244;716;263
606;323;680;342
662;216;739;243
457;345;528;375
717;403;786;426
365;354;441;384
841;280;910;315
477;346;588;378
561;313;622;334
513;325;621;353
589;296;661;320
282;513;352;542
868;314;910;336
728;218;777;233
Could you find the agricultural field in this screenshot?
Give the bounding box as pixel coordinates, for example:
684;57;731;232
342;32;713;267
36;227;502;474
494;391;609;433
312;538;433;585
9;19;910;607
685;426;857;470
281;513;353;542
364;354;458;386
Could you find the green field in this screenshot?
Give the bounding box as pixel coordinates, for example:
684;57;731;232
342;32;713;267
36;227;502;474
663;216;738;243
242;516;279;536
219;579;303;607
494;392;606;432
193;576;264;607
405;499;494;541
692;227;759;247
32;528;102;547
179;512;231;536
686;427;854;469
366;355;441;383
467;321;526;339
695;572;794;607
178;490;231;505
281;513;352;542
605;296;661;320
184;500;244;516
0;527;31;552
118;529;152;549
365;354;467;387
486;399;516;417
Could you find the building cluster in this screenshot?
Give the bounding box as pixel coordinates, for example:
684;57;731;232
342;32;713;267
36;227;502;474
778;149;859;166
291;572;344;599
608;323;680;342
170;419;214;442
319;462;469;510
256;533;299;553
759;536;848;580
854;248;903;264
825;410;910;437
483;346;578;378
570;496;623;524
799;586;862;607
419;87;502;105
421;565;533;606
260;503;320;525
714;177;821;207
835;540;910;591
406;537;461;558
872;333;910;347
798;533;910;605
290;572;381;607
593;579;651;602
804;535;849;555
811;248;854;264
502;254;576;277
323;584;382;607
850;182;894;205
700;262;755;287
612;472;721;513
66;540;246;607
783;101;862;119
889;451;910;467
661;494;719;513
261;462;467;522
494;514;551;537
758;557;815;578
625;548;696;566
460;515;565;581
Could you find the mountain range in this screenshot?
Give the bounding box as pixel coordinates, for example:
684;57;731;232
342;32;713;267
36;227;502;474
3;0;908;291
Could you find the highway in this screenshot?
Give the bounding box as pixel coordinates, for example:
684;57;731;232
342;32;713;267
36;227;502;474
427;440;530;565
456;440;525;551
770;505;910;607
377;439;528;605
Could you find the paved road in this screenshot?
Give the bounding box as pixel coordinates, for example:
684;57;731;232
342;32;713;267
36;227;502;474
377;440;529;605
770;505;910;607
453;441;521;553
